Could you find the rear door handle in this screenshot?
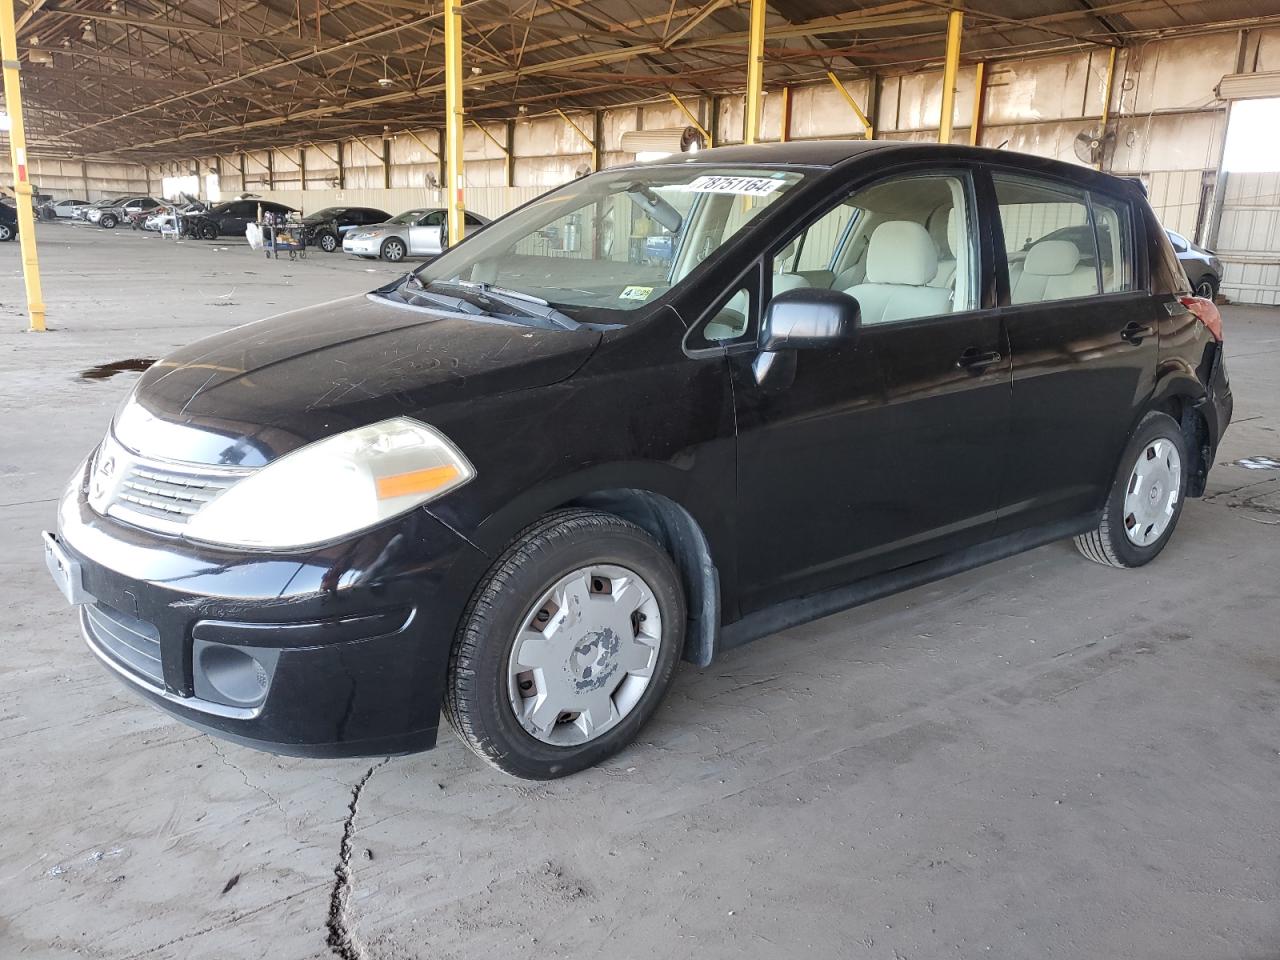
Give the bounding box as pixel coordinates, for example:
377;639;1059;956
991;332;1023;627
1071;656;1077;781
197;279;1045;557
1120;321;1154;344
955;347;1002;372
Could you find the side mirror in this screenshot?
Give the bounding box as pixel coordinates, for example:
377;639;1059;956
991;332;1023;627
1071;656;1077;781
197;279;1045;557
753;288;861;388
758;288;861;352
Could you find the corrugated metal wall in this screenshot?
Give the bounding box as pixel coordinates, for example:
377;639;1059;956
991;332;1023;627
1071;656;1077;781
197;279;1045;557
1215;172;1280;305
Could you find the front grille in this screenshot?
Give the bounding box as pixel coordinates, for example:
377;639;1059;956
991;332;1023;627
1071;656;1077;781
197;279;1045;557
89;433;255;534
82;602;164;687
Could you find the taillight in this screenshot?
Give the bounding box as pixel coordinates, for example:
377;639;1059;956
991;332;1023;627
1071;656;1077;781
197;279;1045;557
1180;295;1222;342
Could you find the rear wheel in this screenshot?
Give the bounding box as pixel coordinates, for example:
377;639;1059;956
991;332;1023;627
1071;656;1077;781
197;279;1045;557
0;223;13;242
1194;275;1218;300
445;509;685;779
380;237;406;262
1075;411;1188;568
316;231;338;253
99;214;118;229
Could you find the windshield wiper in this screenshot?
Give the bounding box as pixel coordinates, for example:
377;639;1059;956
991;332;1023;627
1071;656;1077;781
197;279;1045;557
426;279;579;329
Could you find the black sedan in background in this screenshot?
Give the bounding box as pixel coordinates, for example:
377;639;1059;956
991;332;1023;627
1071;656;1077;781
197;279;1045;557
299;206;392;252
0;200;17;241
187;199;296;239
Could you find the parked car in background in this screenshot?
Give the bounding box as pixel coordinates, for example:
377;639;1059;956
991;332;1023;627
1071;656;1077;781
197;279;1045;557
299;206;392;252
143;200;206;232
342;207;489;262
75;198;121;222
89;196;162;229
0;201;17;241
45;142;1233;779
1166;229;1221;299
40;198;90;220
186;199;296;239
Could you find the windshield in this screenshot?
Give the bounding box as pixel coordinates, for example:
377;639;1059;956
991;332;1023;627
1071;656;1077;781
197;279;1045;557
388;209;428;225
411;166;806;317
307;207;344;220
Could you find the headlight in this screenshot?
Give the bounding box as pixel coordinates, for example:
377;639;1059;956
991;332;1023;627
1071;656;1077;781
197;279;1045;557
184;418;474;550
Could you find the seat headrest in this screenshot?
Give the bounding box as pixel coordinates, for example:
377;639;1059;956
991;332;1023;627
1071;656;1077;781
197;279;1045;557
866;221;938;286
1023;239;1082;277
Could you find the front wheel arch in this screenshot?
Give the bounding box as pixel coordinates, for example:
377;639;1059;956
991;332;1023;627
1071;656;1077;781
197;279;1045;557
565;490;721;667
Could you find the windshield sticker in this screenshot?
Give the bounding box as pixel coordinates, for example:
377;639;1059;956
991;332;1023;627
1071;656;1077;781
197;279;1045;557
619;285;654;301
683;175;783;196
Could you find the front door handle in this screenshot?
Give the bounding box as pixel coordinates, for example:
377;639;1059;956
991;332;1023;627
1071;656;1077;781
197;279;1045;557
956;347;1002;372
1120;321;1154;345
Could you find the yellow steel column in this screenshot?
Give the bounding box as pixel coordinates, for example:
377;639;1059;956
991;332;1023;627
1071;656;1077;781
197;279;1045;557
443;0;465;246
969;60;986;146
1097;45;1118;171
0;0;45;332
743;0;765;144
938;9;963;144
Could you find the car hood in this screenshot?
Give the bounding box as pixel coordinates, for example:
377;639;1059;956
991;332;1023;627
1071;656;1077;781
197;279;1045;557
350;223;398;235
115;293;602;467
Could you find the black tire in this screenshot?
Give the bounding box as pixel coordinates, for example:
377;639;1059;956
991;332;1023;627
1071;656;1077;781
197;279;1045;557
1194;275;1219;300
445;509;685;780
380;237;406;262
1075;411;1189;568
0;223;12;242
317;231;338;253
99;214;118;229
198;221;219;240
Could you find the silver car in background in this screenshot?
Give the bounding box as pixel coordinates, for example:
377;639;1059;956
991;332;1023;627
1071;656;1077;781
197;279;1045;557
342;207;489;262
1166;229;1222;300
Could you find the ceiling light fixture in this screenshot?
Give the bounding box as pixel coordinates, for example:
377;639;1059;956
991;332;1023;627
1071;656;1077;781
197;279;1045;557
377;57;394;88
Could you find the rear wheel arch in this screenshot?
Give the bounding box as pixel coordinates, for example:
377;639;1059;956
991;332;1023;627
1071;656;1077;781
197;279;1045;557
1148;388;1212;498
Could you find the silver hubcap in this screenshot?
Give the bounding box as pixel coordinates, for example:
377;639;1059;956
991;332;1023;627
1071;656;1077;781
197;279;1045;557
507;564;662;747
1123;437;1181;546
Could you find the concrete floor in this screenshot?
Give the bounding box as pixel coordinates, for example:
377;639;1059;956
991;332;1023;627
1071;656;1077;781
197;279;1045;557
2;221;1279;960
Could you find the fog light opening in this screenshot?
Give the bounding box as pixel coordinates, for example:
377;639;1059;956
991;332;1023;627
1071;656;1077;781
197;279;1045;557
198;644;271;707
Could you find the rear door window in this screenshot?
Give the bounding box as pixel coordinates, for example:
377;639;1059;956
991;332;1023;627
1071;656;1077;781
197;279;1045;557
1089;193;1134;294
993;176;1100;305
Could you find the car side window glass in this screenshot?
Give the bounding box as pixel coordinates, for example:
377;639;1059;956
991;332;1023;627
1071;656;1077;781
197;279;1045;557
768;173;977;326
1089;193;1133;294
702;283;755;342
993;175;1102;304
421;211;445;227
464;214;484;227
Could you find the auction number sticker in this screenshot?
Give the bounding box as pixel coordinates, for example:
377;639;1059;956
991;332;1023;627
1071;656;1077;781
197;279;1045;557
619;285;654;301
685;175;783;196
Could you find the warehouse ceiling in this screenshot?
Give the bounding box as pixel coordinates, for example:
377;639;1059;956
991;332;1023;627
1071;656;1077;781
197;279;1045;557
8;0;1276;160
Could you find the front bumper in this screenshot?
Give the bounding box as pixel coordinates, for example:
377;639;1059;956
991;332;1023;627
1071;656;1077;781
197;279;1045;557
343;236;381;255
50;462;490;757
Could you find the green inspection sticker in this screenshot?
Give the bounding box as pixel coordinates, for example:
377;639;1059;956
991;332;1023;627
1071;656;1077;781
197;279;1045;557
619;285;654;301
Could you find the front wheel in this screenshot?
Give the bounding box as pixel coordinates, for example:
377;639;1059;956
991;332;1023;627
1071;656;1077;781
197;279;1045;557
1075;411;1188;568
445;509;685;779
380;237;406;262
198;221;219;240
99;214;118;229
317;231;338;253
0;223;13;242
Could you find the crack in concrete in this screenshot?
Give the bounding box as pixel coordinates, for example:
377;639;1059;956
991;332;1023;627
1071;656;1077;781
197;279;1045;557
326;758;391;960
208;739;291;825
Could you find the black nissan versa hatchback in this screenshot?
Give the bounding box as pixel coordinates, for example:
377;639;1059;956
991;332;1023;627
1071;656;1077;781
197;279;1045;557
45;141;1232;779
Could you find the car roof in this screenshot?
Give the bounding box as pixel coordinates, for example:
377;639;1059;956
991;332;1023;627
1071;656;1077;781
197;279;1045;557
615;140;1143;196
